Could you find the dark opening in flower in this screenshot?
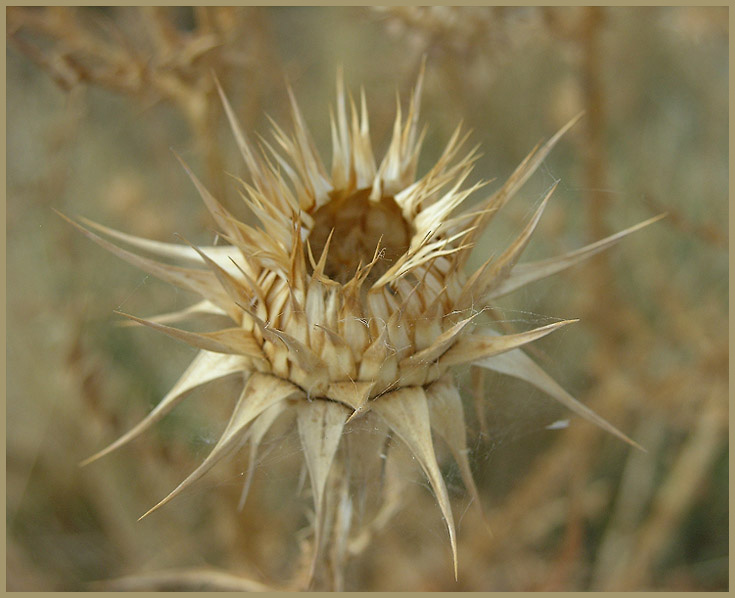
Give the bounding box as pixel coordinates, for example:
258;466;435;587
308;189;411;283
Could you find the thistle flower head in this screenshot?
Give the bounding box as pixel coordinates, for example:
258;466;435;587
67;65;661;583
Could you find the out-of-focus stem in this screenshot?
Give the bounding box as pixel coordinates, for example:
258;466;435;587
579;7;610;244
577;7;624;361
605;389;726;590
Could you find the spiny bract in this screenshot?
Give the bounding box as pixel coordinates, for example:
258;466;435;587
68;66;658;581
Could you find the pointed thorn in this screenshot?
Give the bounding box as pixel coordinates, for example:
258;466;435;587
345;408;362;425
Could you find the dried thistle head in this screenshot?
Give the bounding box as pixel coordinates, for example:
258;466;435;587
65;64;660;585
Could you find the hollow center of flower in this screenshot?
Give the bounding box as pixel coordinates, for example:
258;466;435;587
308;188;412;284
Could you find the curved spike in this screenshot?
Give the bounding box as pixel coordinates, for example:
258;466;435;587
460;113;583;265
475;342;643;451
401;313;478;368
487;214;667;300
310;227;335;281
285;84;332;202
175;235;254;307
463;181;556;303
354;86;376;187
287;218;308;295
372;387;458;580
173;152;247;247
114;311;266;361
214;75;265;187
78;217;208;265
234;302;282;346
378;90;406;191
441;319;577;368
117;300;226;328
412;173;487;237
426;375;492;535
238;402;287;511
55;211;236;318
80;351;247;467
401;56;426;174
81;217;252;279
139;373;302;520
334;66;351;185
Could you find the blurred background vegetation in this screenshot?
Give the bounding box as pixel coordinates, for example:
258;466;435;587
6;6;728;591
